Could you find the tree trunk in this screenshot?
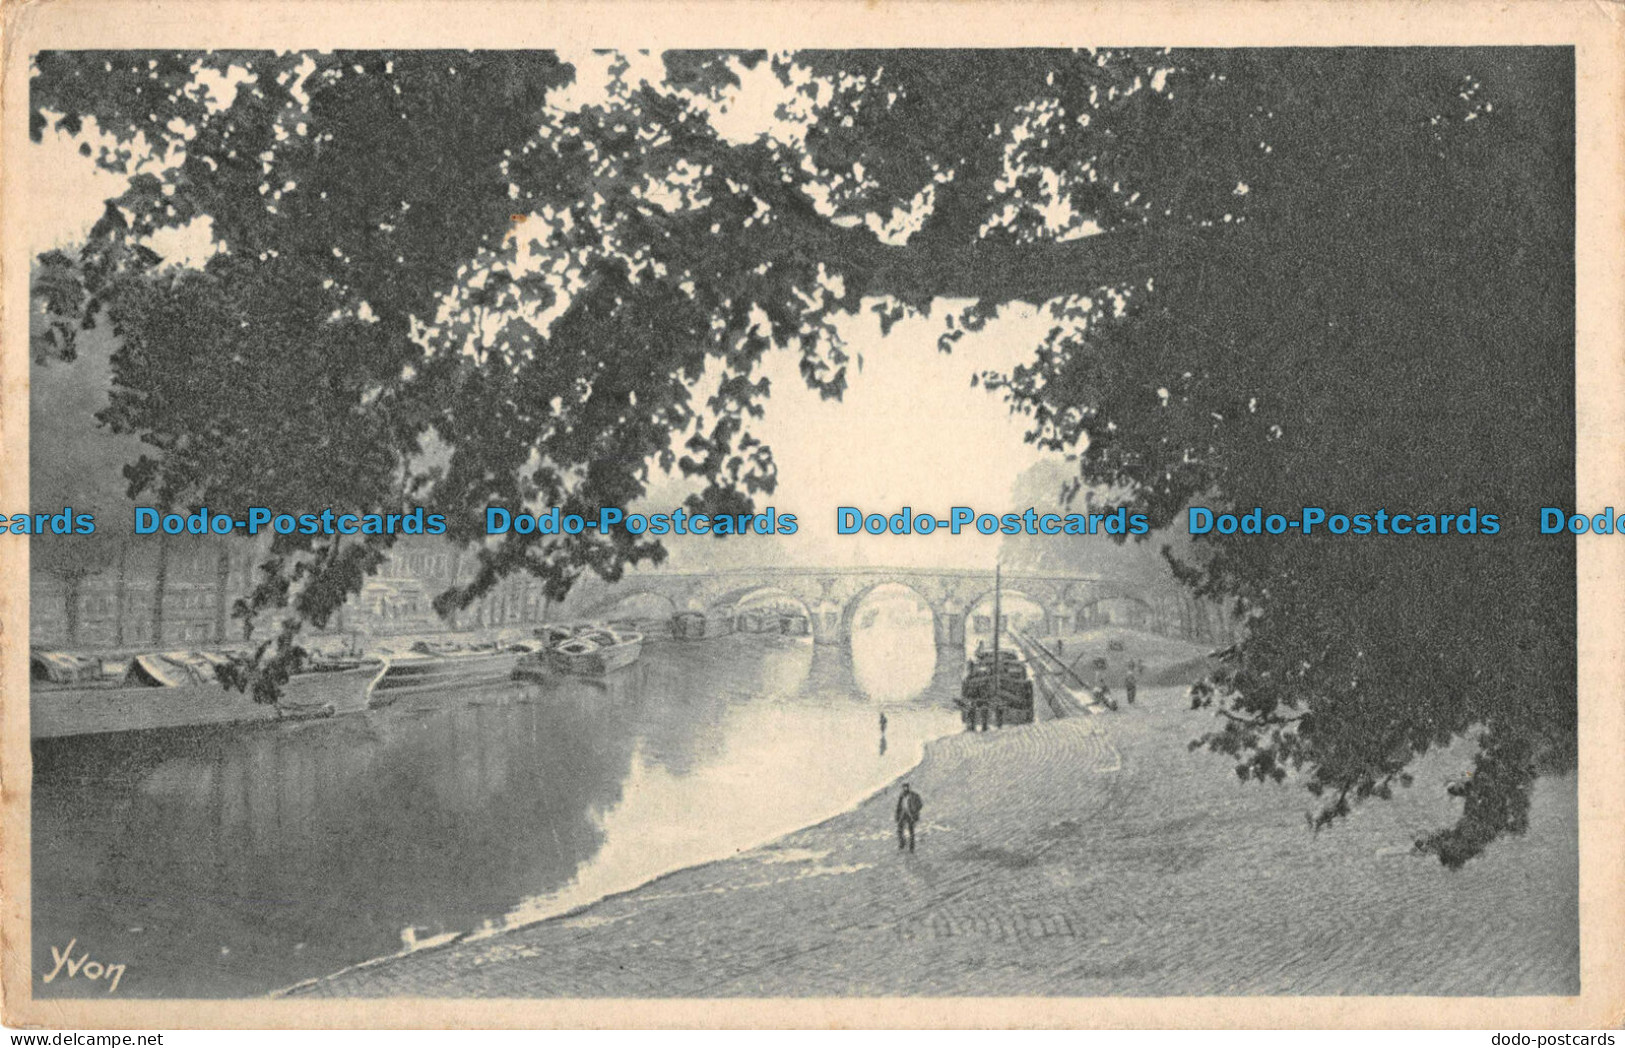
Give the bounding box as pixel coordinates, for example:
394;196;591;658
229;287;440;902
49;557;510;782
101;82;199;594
113;538;128;648
214;542;231;644
63;572;81;648
443;549;462;629
152;534;168;646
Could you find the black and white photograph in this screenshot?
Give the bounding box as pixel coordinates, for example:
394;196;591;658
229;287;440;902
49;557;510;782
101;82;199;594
3;0;1622;1030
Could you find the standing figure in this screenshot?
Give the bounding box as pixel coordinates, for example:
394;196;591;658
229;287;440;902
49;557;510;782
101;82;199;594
895;783;923;852
1125;666;1138;705
879;711;888;734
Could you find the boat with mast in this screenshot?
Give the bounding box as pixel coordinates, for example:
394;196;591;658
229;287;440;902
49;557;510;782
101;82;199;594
958;564;1035;728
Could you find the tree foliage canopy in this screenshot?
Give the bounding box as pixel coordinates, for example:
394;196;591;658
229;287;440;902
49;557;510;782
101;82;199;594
31;47;1574;864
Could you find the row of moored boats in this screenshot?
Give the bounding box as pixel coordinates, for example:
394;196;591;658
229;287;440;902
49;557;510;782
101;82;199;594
30;622;645;740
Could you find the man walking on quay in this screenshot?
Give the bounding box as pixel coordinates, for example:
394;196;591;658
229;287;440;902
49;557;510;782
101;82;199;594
896;783;923;852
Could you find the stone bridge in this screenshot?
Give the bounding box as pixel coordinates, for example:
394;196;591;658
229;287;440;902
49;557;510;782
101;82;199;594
563;566;1197;648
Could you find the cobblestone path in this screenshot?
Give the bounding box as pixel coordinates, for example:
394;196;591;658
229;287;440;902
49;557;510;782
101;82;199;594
287;689;1578;997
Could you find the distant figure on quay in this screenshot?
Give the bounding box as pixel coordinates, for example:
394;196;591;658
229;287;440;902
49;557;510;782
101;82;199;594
895;783;923;852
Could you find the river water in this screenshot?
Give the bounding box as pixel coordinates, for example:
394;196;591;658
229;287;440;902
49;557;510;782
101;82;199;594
31;622;963;998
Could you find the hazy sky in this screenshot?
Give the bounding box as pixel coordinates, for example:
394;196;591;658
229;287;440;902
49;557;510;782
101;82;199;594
27;59;1065;572
742;307;1055;568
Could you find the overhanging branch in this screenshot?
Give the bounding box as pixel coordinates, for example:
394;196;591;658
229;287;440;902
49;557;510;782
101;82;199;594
810;220;1232;305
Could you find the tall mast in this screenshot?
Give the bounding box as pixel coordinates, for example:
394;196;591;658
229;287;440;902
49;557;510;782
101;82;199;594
991;563;1001;675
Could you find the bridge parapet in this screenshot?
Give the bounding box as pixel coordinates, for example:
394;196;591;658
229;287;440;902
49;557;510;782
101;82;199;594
562;566;1190;646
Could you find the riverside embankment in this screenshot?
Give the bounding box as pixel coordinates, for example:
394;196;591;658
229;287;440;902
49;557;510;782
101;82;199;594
287;668;1578;998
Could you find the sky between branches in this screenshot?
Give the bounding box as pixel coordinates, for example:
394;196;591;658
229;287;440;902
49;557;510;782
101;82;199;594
27;48;1092;571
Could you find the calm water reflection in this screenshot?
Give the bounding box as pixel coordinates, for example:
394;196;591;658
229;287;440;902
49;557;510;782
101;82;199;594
32;627;960;997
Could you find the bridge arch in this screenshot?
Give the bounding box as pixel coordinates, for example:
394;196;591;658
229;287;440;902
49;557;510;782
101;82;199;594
713;585;815;637
839;580;940;646
960;587;1057;645
584;588;683;621
1071;593;1157;630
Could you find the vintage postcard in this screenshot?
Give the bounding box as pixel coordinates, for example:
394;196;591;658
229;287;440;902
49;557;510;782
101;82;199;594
2;0;1622;1030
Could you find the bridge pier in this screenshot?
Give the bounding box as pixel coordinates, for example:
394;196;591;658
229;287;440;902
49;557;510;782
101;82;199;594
811;602;844;646
932;607;966;650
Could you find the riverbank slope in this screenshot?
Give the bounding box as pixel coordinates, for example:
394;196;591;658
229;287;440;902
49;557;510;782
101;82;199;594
287;682;1577;997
